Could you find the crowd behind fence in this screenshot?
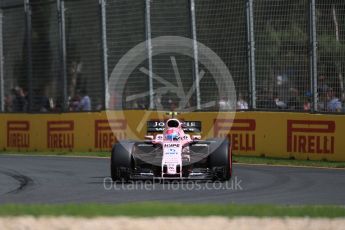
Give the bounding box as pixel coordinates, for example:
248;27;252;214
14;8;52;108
0;0;345;113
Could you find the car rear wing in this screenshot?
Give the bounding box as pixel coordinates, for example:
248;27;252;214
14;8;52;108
147;121;201;133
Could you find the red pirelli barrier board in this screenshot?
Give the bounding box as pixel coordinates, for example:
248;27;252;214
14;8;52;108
0;111;344;161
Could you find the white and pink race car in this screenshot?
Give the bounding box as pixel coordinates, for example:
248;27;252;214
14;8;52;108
110;114;232;181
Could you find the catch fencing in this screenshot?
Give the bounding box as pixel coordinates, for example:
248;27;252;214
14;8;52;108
0;0;344;113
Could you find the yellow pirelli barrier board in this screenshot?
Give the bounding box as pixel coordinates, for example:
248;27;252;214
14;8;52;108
0;111;344;161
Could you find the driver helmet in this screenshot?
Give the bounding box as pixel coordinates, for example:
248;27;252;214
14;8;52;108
165;128;179;140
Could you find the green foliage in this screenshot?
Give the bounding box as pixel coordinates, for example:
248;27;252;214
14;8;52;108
318;34;345;58
255;1;345;90
255;21;308;83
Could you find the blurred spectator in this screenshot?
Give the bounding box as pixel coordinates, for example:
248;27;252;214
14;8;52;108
318;75;329;94
303;98;311;111
318;92;327;112
69;94;81;111
287;88;302;110
126;97;147;109
167;98;177;111
256;90;267;108
256;90;274;109
275;74;290;105
326;88;342;112
4;93;13;112
273;91;287;109
94;98;103;111
109;91;121;109
236;93;248;110
69;57;84;98
38;95;51;112
77;89;91;111
129;99;139;109
22;88;29;112
153;93;163;110
276;75;285;86
317;75;329;112
219;97;231;110
11;86;27;112
52;98;63;113
35;87;51;112
303;91;312;111
161;92;178;111
137;97;147;109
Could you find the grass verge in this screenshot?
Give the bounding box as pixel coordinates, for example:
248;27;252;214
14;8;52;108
0;203;344;218
233;155;345;168
0;151;109;158
1;151;345;168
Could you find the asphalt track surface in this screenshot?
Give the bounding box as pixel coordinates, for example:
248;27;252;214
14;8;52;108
0;155;345;205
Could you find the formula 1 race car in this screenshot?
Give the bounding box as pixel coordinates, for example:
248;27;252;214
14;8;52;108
110;113;232;181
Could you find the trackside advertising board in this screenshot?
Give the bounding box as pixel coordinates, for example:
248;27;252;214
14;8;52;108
0;111;344;161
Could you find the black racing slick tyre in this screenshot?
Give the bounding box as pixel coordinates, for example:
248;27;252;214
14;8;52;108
208;138;232;181
110;142;134;182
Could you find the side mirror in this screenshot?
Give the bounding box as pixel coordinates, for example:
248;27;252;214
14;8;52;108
145;135;154;140
192;135;201;140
